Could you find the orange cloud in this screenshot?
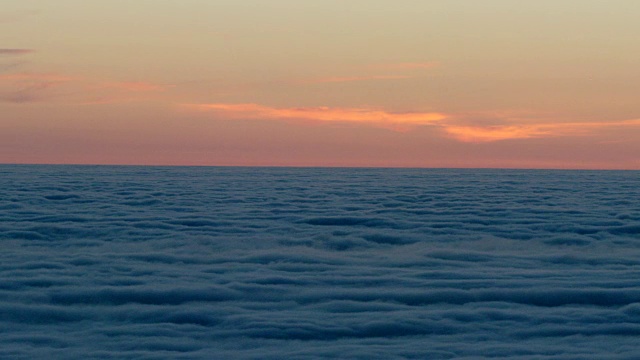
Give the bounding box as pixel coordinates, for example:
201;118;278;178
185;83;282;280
186;103;448;130
193;103;640;141
444;124;555;142
444;119;640;142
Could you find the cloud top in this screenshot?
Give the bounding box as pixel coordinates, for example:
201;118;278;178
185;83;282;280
1;166;640;358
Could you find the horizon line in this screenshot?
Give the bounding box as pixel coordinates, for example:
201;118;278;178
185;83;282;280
1;162;637;171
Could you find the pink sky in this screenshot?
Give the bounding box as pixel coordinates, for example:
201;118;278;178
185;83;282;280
1;1;640;169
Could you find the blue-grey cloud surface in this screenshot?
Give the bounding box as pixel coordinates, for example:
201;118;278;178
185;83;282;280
1;165;640;359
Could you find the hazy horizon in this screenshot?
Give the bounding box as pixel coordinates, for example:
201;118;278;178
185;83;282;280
2;162;640;171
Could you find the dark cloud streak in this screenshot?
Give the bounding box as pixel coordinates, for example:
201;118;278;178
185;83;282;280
0;49;34;55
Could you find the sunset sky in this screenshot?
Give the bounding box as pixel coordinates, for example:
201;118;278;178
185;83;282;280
2;0;640;168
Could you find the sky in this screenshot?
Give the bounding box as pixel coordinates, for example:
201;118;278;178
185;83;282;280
1;0;640;169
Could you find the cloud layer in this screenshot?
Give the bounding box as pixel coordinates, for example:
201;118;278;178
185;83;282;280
1;165;640;359
445;118;640;142
185;103;640;142
187;103;447;130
